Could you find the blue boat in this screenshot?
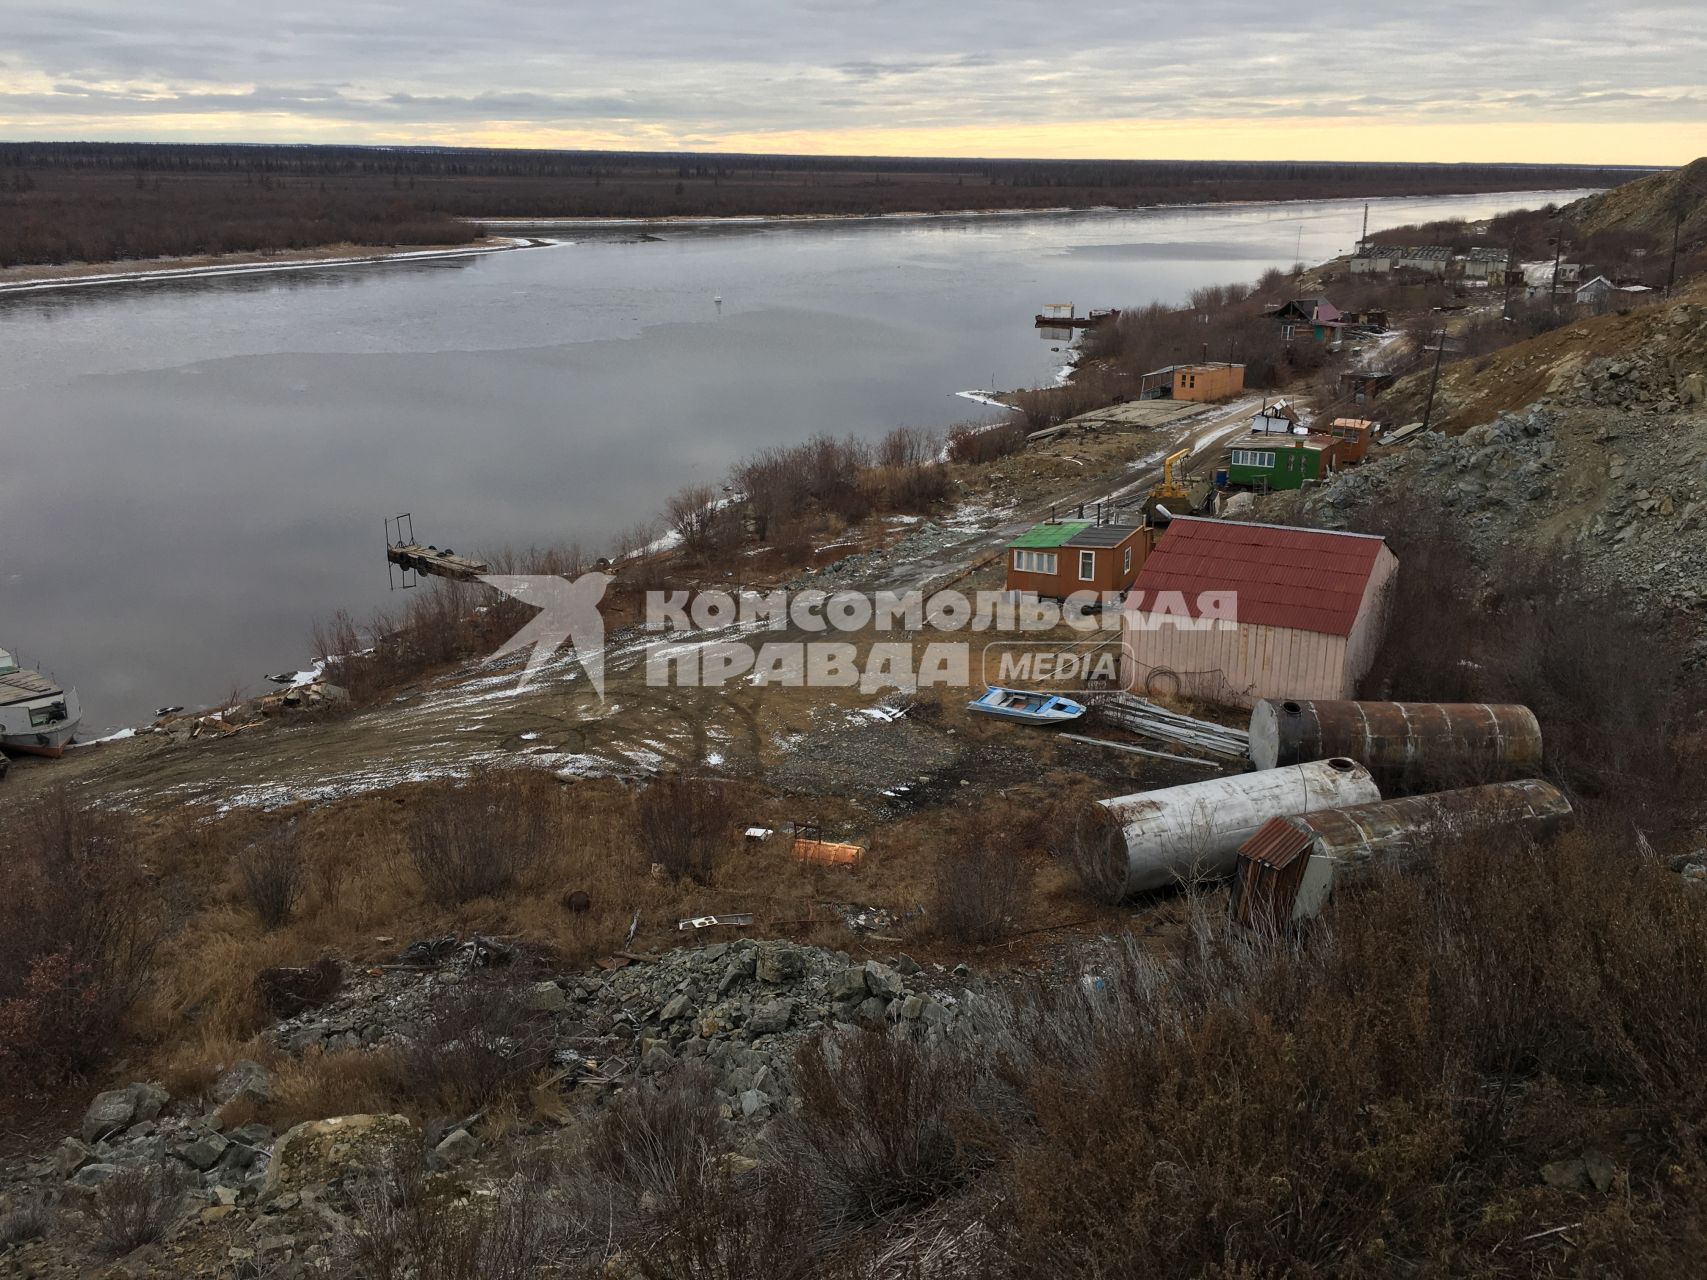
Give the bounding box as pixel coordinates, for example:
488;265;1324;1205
966;686;1087;725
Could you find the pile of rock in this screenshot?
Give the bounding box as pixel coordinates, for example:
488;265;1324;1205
555;939;969;1121
46;1064;277;1200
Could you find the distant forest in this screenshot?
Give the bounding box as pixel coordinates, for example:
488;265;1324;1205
0;141;1658;270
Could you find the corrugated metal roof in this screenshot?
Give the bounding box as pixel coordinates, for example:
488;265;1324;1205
1008;521;1090;549
1064;524;1143;549
1237;817;1314;869
1126;517;1388;637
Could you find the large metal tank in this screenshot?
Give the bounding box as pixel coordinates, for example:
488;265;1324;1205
1085;758;1380;896
1248;700;1542;785
1231;778;1572;927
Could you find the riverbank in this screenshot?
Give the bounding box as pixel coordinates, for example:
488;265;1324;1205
0;236;538;294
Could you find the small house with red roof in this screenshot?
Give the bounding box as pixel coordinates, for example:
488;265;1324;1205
1120;517;1398;707
1269;297;1344;345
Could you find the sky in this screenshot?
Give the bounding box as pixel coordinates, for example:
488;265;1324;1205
2;1;1703;163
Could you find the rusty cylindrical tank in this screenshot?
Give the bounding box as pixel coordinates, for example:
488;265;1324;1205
1083;758;1381;897
1231;778;1572;927
1248;700;1542;784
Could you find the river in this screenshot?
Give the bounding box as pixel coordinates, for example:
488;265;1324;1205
0;189;1592;732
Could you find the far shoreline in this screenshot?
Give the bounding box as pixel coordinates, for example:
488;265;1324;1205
0;187;1602;295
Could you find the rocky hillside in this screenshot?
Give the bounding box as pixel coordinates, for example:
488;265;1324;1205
1377;281;1707;435
1280;291;1707;631
1566;155;1707;243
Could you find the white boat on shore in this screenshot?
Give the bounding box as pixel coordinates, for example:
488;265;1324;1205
0;648;82;757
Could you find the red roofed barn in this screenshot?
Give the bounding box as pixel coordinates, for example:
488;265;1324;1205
1121;517;1398;707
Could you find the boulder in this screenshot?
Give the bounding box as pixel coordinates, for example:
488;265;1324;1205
71;1163;123;1188
746;998;794;1037
863;962;903;1000
175;1132;230;1172
262;1114;413;1199
52;1137;95;1179
130;1082;170;1123
82;1089;139;1144
213;1060;273;1108
524;980;569;1014
755;944;806;985
828;968;869;1004
1540;1158;1590;1191
429;1128;479;1169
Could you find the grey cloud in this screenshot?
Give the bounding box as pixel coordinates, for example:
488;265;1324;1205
0;0;1700;143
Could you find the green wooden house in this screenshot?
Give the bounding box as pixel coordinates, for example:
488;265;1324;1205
1224;437;1343;492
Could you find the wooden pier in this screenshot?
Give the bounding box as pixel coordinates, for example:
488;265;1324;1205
385;543;490;582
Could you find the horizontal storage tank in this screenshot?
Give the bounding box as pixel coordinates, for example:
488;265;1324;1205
1231;778;1572;927
1085;758;1380;897
1248;700;1542;785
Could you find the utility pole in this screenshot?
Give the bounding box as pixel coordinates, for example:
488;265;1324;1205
1421;330;1447;432
1667;210;1683;296
1359;202;1369;252
1550;212;1567;308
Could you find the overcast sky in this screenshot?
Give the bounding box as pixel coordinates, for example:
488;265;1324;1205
3;1;1702;161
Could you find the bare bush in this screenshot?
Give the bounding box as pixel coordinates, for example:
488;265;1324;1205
400;981;549;1114
85;1166;183;1258
945;420;1028;465
772;1028;991;1220
634;776;737;884
876;425;938;469
0;792;161;1087
557;1072;827;1278
406;771;553;905
1050;803;1126;905
930;810;1035;943
349;1150;551;1280
666;484;726;557
234;823;306;929
0;1192;55;1245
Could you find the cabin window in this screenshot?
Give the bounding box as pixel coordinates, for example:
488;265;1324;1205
28;703;64;728
1281;323;1296;342
1012;550;1056;575
1079;550;1095;581
1231;449;1275;469
1123;545;1133;574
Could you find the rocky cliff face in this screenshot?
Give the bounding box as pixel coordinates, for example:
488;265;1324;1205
1277;298;1707;632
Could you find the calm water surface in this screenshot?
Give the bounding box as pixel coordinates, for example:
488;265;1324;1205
0;190;1590;731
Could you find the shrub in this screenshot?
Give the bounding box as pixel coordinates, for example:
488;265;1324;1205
0;1191;55;1245
565;1071;826;1279
771;1028;992;1220
946;420;1028;464
349;1150;550;1280
400;981;549;1114
0;792;161;1087
930;809;1035;943
633;776;737;884
666;484;727;558
234;824;306;929
406;771;553;904
85;1166;183;1258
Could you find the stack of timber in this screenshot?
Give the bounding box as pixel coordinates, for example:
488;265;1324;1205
1093;692;1251;763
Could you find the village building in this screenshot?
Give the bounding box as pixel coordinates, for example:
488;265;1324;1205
1269;297;1344;345
1459;247;1512;281
1249;399;1303;435
1349;246;1399;275
1004;520;1151;599
1340;368;1400;404
1225;435;1344;491
1136;362;1246;402
1120;518;1399;707
1394;246;1454;276
1323;417;1380;462
1575;274;1617;305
